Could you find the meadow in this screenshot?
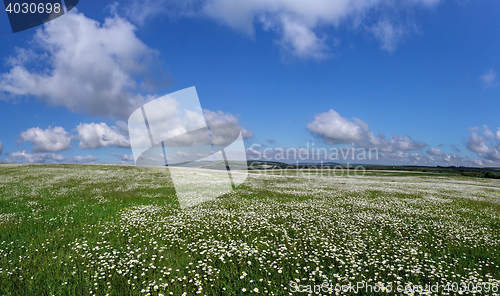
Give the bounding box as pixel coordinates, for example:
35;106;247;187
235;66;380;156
0;164;499;295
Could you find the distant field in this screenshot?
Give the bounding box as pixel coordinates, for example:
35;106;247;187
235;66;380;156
0;164;499;295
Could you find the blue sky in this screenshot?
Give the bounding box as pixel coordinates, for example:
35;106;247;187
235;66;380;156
0;0;499;166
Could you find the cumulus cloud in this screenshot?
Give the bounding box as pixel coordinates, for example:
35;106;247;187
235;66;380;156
128;0;440;59
273;15;329;59
367;134;426;152
425;147;465;165
16;122;130;155
466;128;491;154
480;69;498;88
370;150;465;166
203;109;254;139
0;141;3;155
175;151;191;158
0;10;163;119
76;122;130;149
307;109;426;153
135;108;253;150
305;108;428;165
68;155;99;163
426;147;445;157
246;142;436;165
307;109;369;144
246;140;477;166
356;131;435;165
466;125;500;162
404;153;437;165
482;150;500;162
468;159;487;167
4;151;65;163
442;154;463;164
110;152;134;162
20;126;71;152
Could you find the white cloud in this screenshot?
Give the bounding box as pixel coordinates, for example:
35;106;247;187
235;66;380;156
0;141;3;155
306;109;369;144
466;126;500;163
137;94;210;149
368;19;407;52
384;135;426;151
469;159;485;166
377;150;465;166
130;0;440;59
497;128;500;141
175;151;191;158
4;151;65;163
115;120;130;135
17;122;130;153
483;150;500;162
110;152;134;162
407;153;436;165
483;125;495;138
68;155;99;163
276;15;329;59
203;109;239;125
245;143;437;165
0;10;161;119
20;126;72;153
426;147;445;157
203;109;254;139
5;48;35;67
246;146;262;160
379;151;408;159
307;109;427;153
129;104;252;163
480;69;498;88
369;149;466;166
76;122;130;149
442;154;463;164
466;130;491;154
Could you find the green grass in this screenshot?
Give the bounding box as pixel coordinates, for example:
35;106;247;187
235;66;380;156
0;164;499;295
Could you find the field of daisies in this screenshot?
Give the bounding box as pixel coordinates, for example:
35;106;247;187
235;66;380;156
0;164;499;295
